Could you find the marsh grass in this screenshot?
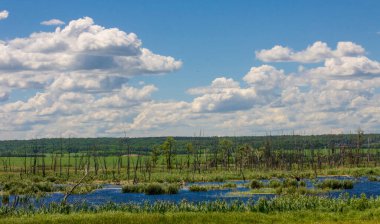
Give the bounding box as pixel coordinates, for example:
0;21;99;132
0;193;378;216
316;179;354;190
188;182;238;192
122;183;179;195
188;185;208;192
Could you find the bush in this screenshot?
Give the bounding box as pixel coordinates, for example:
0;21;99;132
250;180;263;189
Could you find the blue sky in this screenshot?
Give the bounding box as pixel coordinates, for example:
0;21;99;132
2;0;380;101
1;1;380;138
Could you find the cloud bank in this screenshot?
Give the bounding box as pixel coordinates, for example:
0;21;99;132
0;18;379;139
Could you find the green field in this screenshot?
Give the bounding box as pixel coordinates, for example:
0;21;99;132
2;210;380;224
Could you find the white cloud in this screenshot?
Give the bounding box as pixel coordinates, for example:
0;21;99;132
307;56;380;77
243;65;285;90
0;17;183;138
256;41;365;63
0;17;181;75
1;31;380;138
0;91;9;101
0;10;8;20
0;17;181;91
41;19;65;26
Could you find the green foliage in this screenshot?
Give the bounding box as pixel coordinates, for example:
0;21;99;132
122;183;179;195
250;180;263;189
222;182;237;188
316;179;354;190
1;180;54;196
268;179;282;188
368;176;379;182
2;194;380;216
189;185;208;192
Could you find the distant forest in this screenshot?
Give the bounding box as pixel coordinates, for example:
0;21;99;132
1;133;380;156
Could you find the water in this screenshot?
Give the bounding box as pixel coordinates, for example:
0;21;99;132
4;176;380;206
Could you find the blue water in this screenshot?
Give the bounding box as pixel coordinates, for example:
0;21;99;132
4;176;380;206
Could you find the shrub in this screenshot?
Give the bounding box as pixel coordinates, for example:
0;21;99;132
250;180;263;189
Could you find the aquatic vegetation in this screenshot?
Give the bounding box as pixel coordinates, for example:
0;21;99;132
121;184;145;193
368;176;379;182
1;181;54;196
0;193;380;216
222;182;237;188
188;182;238;192
227;188;276;196
268;179;282;188
189;185;208;192
316;179;354;190
122;183;179;195
250;180;264;189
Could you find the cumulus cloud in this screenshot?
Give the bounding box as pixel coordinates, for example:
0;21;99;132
0;17;183;138
1;29;380;138
0;17;181;91
0;17;181;75
190;65;288;113
307;56;380;77
256;41;365;63
0;10;8;20
41;19;65;26
243;65;285;90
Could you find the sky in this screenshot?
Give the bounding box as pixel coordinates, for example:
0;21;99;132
0;0;380;139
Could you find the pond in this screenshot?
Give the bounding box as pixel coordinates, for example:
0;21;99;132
3;176;380;206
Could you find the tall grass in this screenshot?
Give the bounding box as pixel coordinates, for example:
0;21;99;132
0;193;377;216
122;183;179;195
316;179;354;190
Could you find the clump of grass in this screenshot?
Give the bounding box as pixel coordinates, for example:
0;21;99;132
222;182;237;188
250;179;263;189
121;184;145;193
316;179;354;190
122;183;179;195
167;184;179;194
145;183;166;195
268;179;282;188
282;179;298;188
1;180;54;196
189;185;208;192
213;176;225;182
368;176;379;182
